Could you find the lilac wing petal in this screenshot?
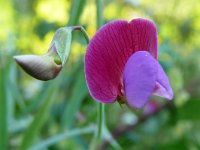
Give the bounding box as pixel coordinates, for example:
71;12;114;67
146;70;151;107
123;51;157;108
153;63;173;100
129;18;158;59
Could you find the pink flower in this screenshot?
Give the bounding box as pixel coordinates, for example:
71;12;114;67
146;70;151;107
84;18;173;109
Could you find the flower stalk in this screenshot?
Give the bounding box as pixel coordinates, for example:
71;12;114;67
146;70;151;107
72;26;90;44
95;0;105;147
97;103;104;141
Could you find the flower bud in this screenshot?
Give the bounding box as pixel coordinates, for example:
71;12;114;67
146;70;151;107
14;54;62;81
13;26;74;81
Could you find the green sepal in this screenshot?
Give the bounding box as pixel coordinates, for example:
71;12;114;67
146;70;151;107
49;27;73;66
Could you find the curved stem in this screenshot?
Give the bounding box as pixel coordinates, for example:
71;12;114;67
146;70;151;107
72;26;90;44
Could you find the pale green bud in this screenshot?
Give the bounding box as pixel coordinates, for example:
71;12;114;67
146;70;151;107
14;53;62;81
13;26;89;81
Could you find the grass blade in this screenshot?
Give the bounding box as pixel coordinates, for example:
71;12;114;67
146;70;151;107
29;125;95;150
68;0;87;25
18;80;59;150
0;68;8;150
61;66;88;128
96;0;104;28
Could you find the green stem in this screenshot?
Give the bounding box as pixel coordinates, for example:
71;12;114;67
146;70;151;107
72;26;90;44
97;103;104;141
96;0;104;29
95;0;105;145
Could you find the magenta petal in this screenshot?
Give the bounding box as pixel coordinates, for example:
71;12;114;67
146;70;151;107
85;18;158;103
130;18;158;59
123;51;157;108
85;20;130;103
153;63;173;100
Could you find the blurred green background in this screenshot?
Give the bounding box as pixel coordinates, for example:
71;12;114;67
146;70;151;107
1;0;200;150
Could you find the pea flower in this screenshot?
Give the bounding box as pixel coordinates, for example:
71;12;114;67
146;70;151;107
84;18;173;109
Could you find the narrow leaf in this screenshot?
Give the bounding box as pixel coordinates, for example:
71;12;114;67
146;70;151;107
18;80;59;150
62;67;88;128
29;126;95;150
0;68;8;150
